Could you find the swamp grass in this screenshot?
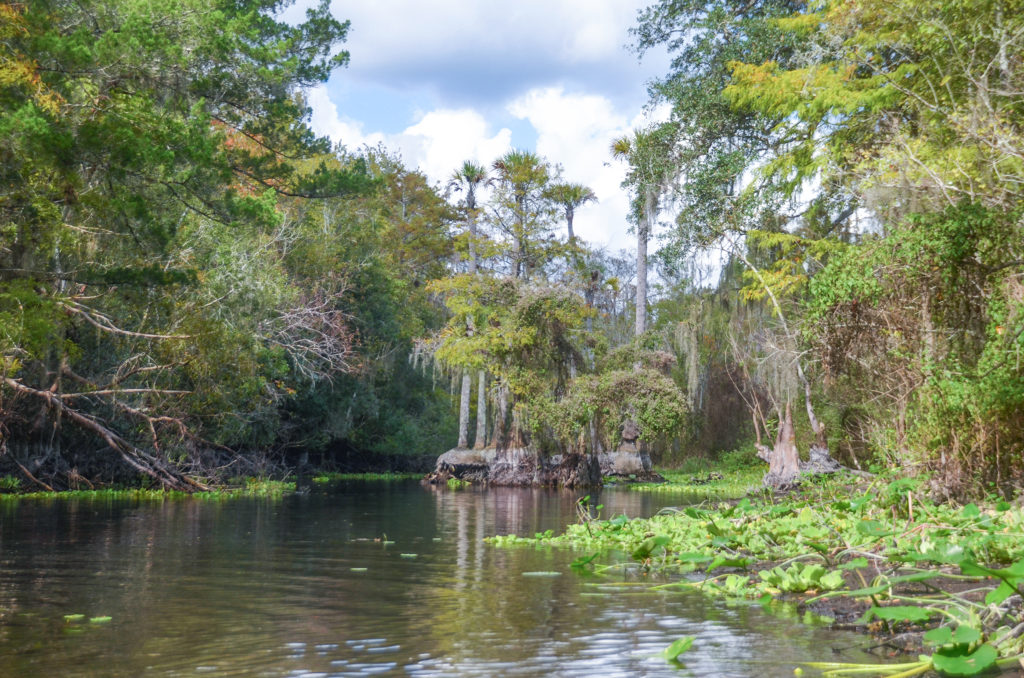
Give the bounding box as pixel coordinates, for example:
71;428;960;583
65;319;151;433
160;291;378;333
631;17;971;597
0;472;422;502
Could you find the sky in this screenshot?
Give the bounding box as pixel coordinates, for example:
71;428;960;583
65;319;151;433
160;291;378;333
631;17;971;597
283;1;671;252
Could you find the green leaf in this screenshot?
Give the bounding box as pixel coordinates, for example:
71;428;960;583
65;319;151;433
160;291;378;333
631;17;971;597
984;581;1016;605
522;571;562;577
923;625;981;647
839;557;869;570
931;644;997;676
662;636;695;661
707;555;751;572
570;553;600;570
632;535;671;561
856;520;893;537
960;503;980;518
841;571;936;596
861;606;934;623
88;616;112;624
819;570;845;590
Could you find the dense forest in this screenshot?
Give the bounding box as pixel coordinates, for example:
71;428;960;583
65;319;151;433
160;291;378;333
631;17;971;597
1;0;1021;498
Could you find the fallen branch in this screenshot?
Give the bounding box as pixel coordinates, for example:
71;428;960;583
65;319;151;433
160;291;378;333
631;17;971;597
2;378;208;491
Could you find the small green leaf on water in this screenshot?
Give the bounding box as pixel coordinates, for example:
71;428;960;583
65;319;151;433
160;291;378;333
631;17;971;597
350;567;368;572
89;616;112;624
931;644;997;676
522;571;562;577
399;553;418;558
570;553;599;570
63;614;85;622
432;538;442;542
839;557;869;570
662;635;694;661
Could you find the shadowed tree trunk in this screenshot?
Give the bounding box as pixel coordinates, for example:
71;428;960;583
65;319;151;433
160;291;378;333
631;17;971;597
474;370;486;449
635;188;654;336
457;369;471;449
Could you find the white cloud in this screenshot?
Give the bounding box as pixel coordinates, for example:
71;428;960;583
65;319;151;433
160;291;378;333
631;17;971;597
306;86;511;187
308;80;672;253
508;87;667;251
392;110;512;184
305;85;384;149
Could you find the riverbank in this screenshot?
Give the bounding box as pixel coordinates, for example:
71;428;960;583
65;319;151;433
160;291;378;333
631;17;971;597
0;472;423;501
490;469;1024;676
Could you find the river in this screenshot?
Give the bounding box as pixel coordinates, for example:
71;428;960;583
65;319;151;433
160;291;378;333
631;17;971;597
0;479;890;677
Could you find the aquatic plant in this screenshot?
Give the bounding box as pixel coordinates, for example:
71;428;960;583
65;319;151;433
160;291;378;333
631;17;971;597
489;469;1024;675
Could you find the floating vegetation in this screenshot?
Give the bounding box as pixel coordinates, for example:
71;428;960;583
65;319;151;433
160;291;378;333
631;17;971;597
63;614;85;622
312;472;422;483
0;478;297;502
88;616;112;624
490;470;1024;676
399;553;418;559
521;571;562;577
624;468;763;499
350;567;368;572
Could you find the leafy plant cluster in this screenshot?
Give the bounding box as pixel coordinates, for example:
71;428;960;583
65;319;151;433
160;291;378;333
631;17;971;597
491;471;1024;675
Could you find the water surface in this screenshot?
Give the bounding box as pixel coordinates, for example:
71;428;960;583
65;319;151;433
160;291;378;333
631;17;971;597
0;480;888;676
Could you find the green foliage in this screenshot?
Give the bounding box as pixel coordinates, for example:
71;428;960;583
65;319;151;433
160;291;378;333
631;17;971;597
758;563;845;593
552;369;688;450
808;203;1024;494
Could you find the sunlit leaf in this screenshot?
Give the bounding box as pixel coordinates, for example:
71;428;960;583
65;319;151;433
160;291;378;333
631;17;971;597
662;636;695;661
931;644;997;676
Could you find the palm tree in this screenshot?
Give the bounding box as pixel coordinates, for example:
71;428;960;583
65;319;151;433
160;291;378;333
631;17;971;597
446;161;490;274
447;161;492;448
610;125;675;337
545;182;597;243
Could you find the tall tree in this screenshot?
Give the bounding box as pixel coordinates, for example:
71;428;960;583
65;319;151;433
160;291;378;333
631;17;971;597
490;150;554;279
446;161;492;449
0;0;371;488
611;126;676;337
447;161;491;274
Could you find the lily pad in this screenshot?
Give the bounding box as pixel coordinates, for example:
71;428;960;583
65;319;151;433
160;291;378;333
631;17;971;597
63;614;85;622
88;616;112;624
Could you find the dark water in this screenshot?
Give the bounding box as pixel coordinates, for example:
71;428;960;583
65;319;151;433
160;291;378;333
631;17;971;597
0;481;888;677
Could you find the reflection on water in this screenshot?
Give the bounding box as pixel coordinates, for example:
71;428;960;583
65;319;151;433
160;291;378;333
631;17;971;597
0;481;885;677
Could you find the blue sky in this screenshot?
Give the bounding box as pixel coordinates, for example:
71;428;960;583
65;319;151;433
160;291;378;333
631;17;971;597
286;1;670;251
